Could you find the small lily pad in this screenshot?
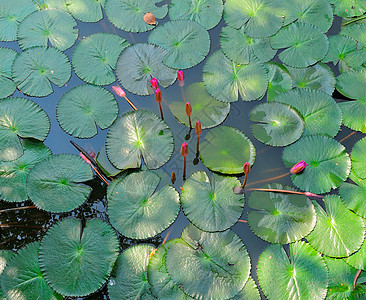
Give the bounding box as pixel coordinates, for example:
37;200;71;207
33;0;68;10
232;276;260;300
66;0;105;22
0;250;14;299
322;35;358;65
0;48;17;99
339;100;366;133
329;0;366;17
345;237;366;271
351;136;366;179
265;62;292;102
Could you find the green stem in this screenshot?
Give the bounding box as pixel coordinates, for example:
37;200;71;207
343;15;366;26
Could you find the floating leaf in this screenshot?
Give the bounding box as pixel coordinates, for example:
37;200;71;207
282;135;351;194
351;136;366;179
0;250;13;299
0;97;50;161
338;100;366;133
265;62;292;101
307;195;365;257
96;145;123;178
116;43;177;96
17;9;78;51
66;0;105;22
72;33;129;86
329;0;366;17
0;48;17;99
340;23;366;70
203;51;268;102
12;46;71;97
106;110;174;170
169;0;223;30
33;0;68;10
232;276;260;300
270;23;329;68
322;35;358;65
257;241;328;300
56;84;118;138
345;237;366;270
26;154;93;213
341;22;366;45
250;102;304;147
39;218;119;297
200;126;256;174
148;20;210;69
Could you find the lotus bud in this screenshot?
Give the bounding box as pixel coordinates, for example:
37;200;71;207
150;78;159;90
171;171;176;184
185;102;192;116
177;70;184;81
195;121;202;136
80;153;91;165
112;85;126;98
243;162;251;175
290;160;307;174
155;88;162;103
181;142;188;157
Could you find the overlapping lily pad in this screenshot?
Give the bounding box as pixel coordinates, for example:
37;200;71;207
0;250;13;299
351;136;366;179
0;48;17;99
39;218;119;297
66;0;105;22
33;0;68;10
322;35;358;66
345;237;366;270
329;0;366;17
232;277;260;299
265;62;292;101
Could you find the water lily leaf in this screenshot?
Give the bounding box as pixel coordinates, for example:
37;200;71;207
329;0;366;17
39;218;119;297
273;88;342;137
1;242;62;300
169;82;230;129
336;69;366;100
107;170;180;239
340;23;366;69
12;46;71;97
33;0;68;10
72;33;129;86
339;99;366;133
116;43;177;96
322;35;358;65
96;145;122;178
108;244;156;300
148;20;210;69
307;195;365;257
169;0;223;30
341;23;366;45
56;84;118;138
0;140;51;202
220;26;276;64
200;126;256;174
265;62;292;102
105;0;168;33
203;51;268;102
106;110;174;170
232;276;260;300
270;23;329;68
282;135;351;194
351;136;366;179
0;250;13;299
223;0;284;38
65;0;105;22
17;9;78;51
26;154;93;213
345;236;366;270
0;48;17;99
0;0;38;41
250;102;304;147
0;97;50;161
257;241;328;300
166;225;251;299
247;183;316;244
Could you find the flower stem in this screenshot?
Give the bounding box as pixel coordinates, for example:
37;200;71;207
188;115;192;129
246;188;322;198
0;206;37;213
241;173;248;188
124;96;138;111
246;172;290;187
196;135;200;155
343;15;366;26
158;102;164;120
353;269;362;290
183;156;186;180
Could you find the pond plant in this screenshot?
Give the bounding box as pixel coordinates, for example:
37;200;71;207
2;0;366;299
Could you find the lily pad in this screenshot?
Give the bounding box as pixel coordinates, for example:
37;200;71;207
33;0;68;10
329;0;366;17
0;48;17;99
203;50;268;102
247;183;316;244
26;154;93;213
39;218;119;297
257;241;328;300
169;0;223;30
166;225;251;299
345;237;366;271
322;35;358;65
250;102;304;147
17;9;78;51
0;140;51;202
351;136;366;179
116;43;177;96
0;250;13;299
168;82;230;129
200;126;256;174
12;46;71;97
105;110;174;170
270;23;329;68
56;84;118;138
307;195;365;257
282;135;351;194
72;33;129;86
66;0;105;22
338;100;366;133
0;97;50;161
232;276;260;300
265;62;292;102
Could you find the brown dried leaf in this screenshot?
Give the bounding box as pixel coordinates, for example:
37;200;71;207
143;12;156;26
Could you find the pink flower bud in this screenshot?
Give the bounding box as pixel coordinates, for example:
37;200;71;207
150;78;159;89
290;160;307;174
181;142;188;157
112;85;126;98
195;121;201;136
177;70;184;81
243;162;251;175
155;88;162;103
80;153;91;165
185;102;192;116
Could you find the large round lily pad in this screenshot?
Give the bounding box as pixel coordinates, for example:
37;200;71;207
0;48;17;99
66;0;105;22
265;62;292;102
351;136;366;179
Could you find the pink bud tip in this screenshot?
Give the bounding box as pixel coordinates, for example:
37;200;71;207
185;102;192;116
155;88;162;103
290;160;307;174
177;70;184;81
80;153;91;165
305;192;322;198
195;121;202;135
112;85;126;98
243;162;251;174
150;78;159;90
181;142;188;157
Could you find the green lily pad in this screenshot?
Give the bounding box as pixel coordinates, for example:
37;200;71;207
105;110;174;170
0;250;13;299
108;244;156;300
232;276;260;300
351;136;366;179
39;218;119;297
341;22;366;45
322;35;358;65
345;237;366;270
265;62;292;102
56;84;118;138
247;183;316;244
223;0;284;38
33;0;68;10
12;46;71;97
270;23;329;68
116;43;177;96
0;97;50;162
17;9;78;51
329;0;366;17
200;126;256;174
72;33;129;86
169;0;223;30
107;170;180;239
203;50;268;102
220;26;276;64
307;195;365;257
105;0;168;33
339;100;366;133
0;0;38;41
0;48;17;99
168;82;230;129
66;0;105;22
96;145;123;178
0;140;51;202
166;225;251;299
273;88;342;137
257;241;328;300
282;135;351;194
26;154;93;213
250;102;304;147
1;242;62;300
